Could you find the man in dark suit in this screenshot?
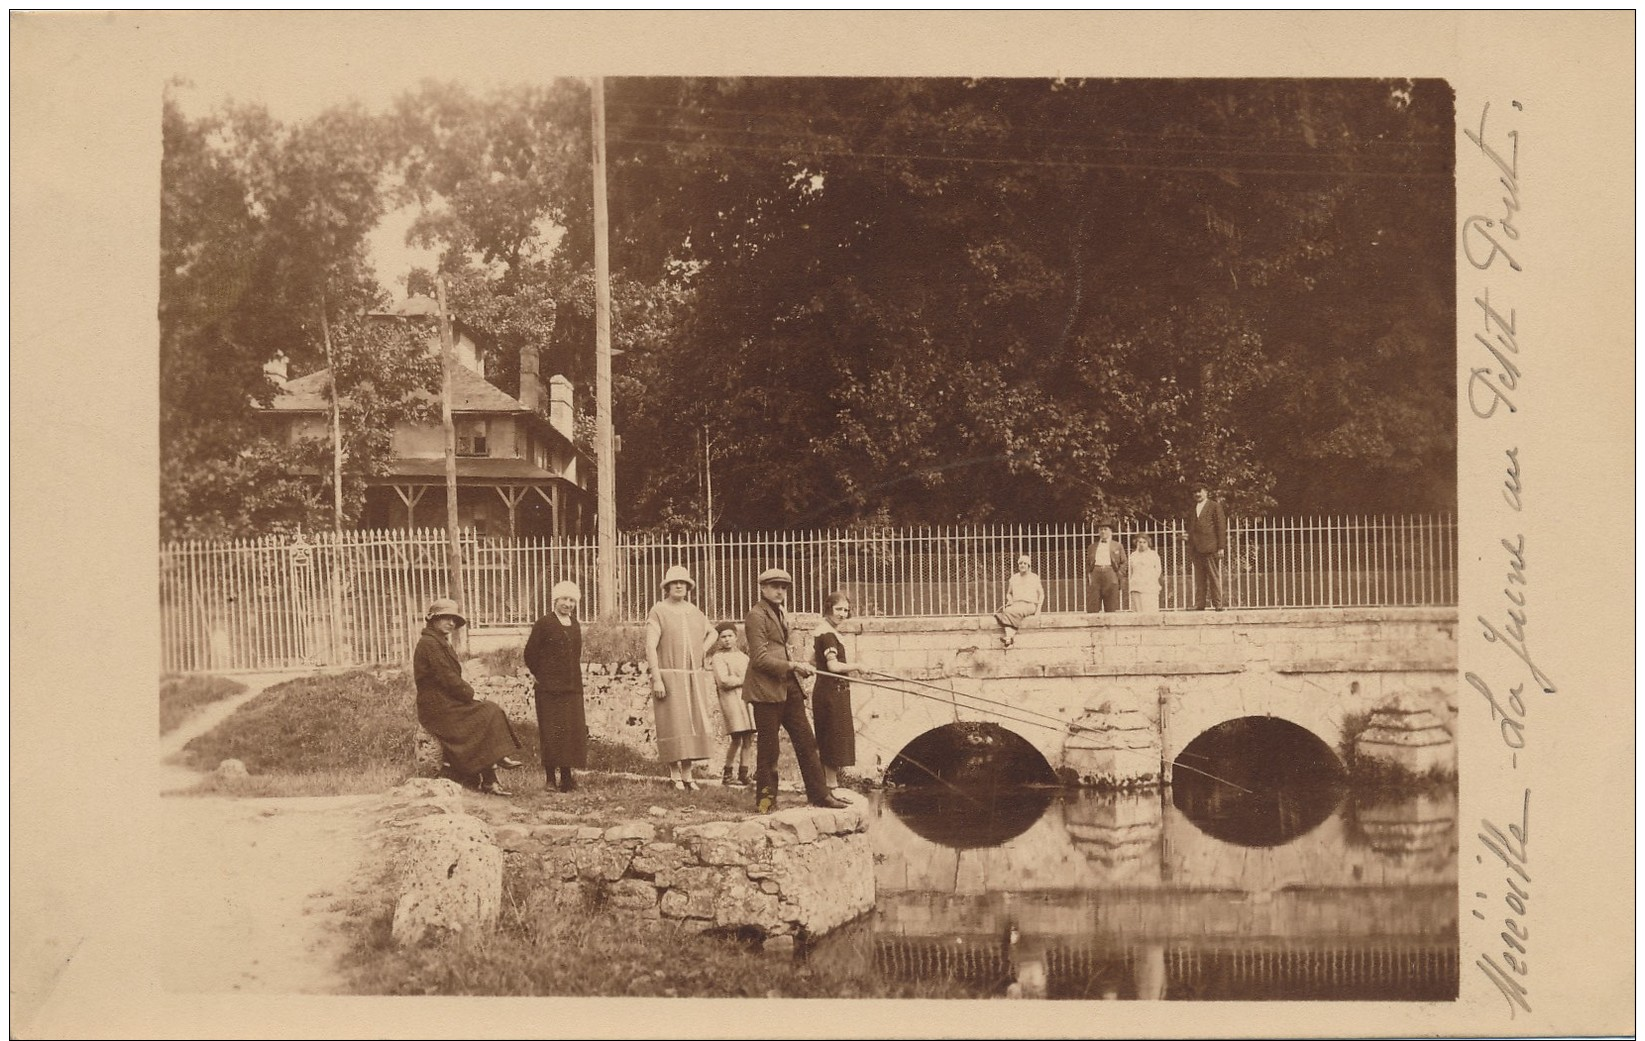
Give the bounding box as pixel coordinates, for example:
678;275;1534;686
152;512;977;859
1084;521;1129;613
744;567;847;813
1186;485;1228;610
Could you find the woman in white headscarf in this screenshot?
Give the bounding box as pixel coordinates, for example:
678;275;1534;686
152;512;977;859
524;580;586;792
645;566;719;789
993;554;1045;648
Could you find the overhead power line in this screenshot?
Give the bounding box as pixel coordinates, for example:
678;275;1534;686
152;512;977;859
606;133;1453;182
608;116;1445;165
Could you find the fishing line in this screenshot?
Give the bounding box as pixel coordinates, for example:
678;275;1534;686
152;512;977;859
848;669;1254;795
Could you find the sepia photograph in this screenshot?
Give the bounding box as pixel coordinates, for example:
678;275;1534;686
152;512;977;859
10;11;1634;1039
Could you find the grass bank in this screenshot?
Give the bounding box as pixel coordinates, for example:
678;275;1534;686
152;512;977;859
172;667;673;796
159;674;246;735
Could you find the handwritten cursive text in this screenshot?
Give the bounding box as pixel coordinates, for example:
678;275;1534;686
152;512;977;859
1474;789;1532;1017
1463;101;1522;271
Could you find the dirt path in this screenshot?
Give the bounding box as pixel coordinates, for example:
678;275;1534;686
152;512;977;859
156;672;383;994
159;793;378;993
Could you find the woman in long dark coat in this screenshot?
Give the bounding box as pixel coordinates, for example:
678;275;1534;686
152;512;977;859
524;580;587;792
812;590;866;792
414;599;522;796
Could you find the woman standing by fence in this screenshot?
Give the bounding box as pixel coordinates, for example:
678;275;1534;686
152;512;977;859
645;566;718;789
524;580;586;792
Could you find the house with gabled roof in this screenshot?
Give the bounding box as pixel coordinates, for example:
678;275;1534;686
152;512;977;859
260;296;595;538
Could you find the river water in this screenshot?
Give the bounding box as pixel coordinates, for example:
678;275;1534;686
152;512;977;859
807;784;1458;1001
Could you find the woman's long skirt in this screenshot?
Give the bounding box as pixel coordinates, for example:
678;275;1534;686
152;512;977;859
994;600;1039;628
535;687;588;769
812;679;856;768
654;668;715;762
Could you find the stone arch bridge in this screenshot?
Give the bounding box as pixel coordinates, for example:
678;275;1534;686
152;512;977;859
832;607;1456;786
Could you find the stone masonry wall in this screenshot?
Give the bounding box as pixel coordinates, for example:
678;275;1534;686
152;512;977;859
840;607;1457;786
500;804;873;941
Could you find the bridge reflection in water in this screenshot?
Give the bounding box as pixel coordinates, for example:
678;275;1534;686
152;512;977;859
807;784;1458;1001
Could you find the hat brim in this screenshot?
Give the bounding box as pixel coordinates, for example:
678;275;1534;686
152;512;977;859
430;613;468;628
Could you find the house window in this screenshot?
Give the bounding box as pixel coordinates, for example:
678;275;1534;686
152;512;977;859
457;418;489;457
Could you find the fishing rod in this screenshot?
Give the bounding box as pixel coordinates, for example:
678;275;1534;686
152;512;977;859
849;727;990;808
843;668;1254;795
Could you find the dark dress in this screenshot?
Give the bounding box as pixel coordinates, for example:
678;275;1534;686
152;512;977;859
523;611;587;770
811;629;856;769
413;626;521;774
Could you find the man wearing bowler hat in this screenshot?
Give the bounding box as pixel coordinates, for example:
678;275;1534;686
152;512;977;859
743;567;847;813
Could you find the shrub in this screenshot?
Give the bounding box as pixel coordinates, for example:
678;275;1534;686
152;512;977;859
580;618;645;663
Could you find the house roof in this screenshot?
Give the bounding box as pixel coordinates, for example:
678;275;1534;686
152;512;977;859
267;365;529;414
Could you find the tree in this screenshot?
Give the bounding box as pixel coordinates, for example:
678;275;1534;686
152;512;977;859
595;77;1455;527
160;88;437;538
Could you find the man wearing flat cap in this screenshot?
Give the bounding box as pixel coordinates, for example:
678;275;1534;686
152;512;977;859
743;567;847;813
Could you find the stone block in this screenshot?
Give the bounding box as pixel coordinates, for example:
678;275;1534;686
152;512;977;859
390;813;503;946
607;879;661;919
659;889;690;919
603;821;657;844
729;820;771;845
767;808;820;845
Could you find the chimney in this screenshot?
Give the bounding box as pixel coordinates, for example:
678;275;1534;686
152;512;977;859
549;374;574;441
519;345;542;410
263;353;289;381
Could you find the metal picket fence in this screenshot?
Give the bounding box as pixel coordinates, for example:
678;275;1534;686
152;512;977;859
159;515;1456;673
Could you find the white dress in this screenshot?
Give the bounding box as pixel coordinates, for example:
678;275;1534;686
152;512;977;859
1128;547;1162;613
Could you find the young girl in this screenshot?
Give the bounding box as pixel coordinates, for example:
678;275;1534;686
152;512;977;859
710;621;755;786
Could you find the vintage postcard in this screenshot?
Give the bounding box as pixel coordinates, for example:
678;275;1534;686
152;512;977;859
10;11;1633;1039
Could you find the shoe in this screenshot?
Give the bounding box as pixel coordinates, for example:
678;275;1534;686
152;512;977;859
558;771;577;793
480;781;513;797
722;767;735;786
756;791;776;814
671;779;686;791
684;779;700;791
498;757;523;769
812;796;849;810
737;767;751;787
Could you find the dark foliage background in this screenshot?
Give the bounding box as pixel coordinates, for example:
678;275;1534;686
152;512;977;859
161;77;1455;538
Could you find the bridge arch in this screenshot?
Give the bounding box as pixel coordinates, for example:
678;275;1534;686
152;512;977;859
883;721;1059;787
1162;678;1352;771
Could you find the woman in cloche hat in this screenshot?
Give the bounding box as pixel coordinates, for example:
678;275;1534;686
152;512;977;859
644;566;719;789
414;598;523;796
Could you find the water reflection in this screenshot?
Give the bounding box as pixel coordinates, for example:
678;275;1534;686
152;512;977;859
808;783;1458;1001
885;787;1053;849
1171;716;1347;847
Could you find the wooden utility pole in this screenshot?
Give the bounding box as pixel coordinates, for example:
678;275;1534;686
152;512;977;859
702;425;717;618
319;296;347;663
436;276;466;653
320;301;343;535
592;76;618;620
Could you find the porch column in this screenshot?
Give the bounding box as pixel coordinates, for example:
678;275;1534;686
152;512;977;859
391;484;429;530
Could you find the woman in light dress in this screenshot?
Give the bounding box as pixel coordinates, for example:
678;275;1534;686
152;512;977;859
993;554;1045;648
1128;535;1163;614
644;565;719;789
